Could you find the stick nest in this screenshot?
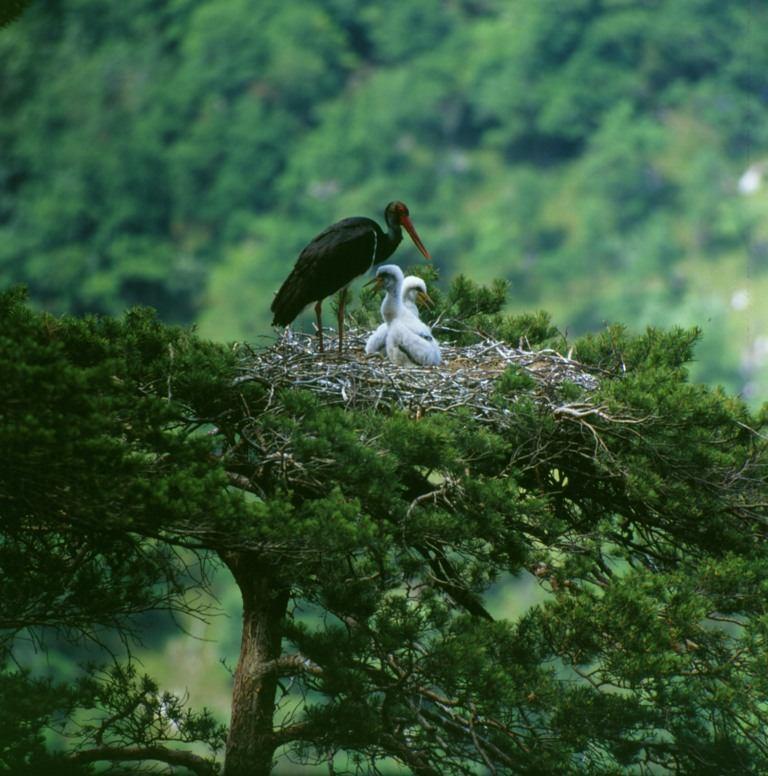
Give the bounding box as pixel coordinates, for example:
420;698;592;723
235;327;601;426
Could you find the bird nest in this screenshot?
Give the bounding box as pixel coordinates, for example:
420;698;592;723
234;327;602;427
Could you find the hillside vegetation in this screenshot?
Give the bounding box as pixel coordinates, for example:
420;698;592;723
1;0;767;395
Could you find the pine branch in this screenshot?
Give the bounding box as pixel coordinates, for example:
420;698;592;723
0;0;32;28
68;745;216;775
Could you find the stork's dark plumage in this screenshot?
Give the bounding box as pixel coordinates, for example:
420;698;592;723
270;201;430;352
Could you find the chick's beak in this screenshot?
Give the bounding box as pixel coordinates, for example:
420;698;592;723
416;290;434;309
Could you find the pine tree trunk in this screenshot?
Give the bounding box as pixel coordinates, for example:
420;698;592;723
224;553;289;776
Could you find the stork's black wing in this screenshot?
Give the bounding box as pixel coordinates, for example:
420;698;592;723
271;217;381;326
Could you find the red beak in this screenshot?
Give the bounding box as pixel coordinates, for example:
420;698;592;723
400;215;431;260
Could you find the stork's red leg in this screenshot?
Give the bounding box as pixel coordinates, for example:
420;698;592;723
337;287;348;353
314;301;324;353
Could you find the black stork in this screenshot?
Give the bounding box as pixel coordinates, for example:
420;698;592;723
270;201;431;353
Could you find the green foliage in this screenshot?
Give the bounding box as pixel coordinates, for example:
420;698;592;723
2;0;767;396
0;287;251;644
493;364;536;395
3;0;768;762
2;290;768;772
0;662;224;773
0;0;32;28
75;663;227;754
574;322;701;372
0;669;89;774
535;554;768;773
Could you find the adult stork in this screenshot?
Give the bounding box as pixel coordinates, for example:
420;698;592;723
270;201;430;353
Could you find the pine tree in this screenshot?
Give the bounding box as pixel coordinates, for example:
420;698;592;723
2;282;767;775
0;0;32;28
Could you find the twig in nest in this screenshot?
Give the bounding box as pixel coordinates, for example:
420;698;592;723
234;327;601;429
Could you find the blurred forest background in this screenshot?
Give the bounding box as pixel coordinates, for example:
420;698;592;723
2;0;768;397
2;0;767;767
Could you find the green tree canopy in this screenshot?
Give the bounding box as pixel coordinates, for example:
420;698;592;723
2;284;767;774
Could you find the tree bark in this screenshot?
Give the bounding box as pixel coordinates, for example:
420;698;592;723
224;552;289;776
